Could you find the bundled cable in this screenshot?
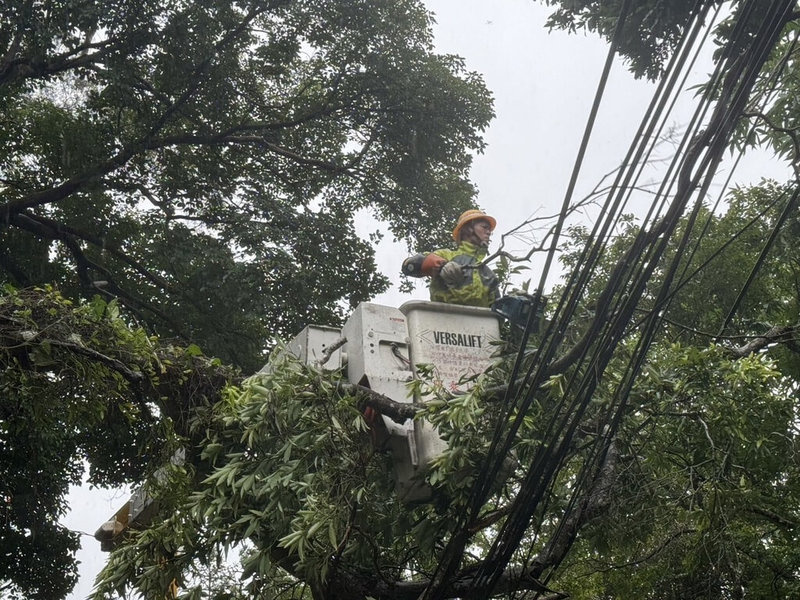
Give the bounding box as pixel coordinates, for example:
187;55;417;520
421;1;799;599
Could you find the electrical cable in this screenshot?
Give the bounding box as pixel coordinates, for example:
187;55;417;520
506;2;724;540
469;0;717;519
418;4;639;599
470;0;644;533
466;0;720;584
470;1;797;596
419;1;795;598
536;0;798;588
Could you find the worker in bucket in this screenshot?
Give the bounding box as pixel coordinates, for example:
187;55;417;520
402;209;500;308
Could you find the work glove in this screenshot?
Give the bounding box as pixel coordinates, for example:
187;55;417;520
439;261;464;288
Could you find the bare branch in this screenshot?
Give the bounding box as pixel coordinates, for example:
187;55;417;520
481;164;660;269
340;382;418;422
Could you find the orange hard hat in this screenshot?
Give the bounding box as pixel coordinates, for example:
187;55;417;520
452;209;496;241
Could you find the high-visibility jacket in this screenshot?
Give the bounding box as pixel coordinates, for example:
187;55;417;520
428;241;499;308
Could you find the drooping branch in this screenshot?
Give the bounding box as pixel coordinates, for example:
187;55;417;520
28;334;145;385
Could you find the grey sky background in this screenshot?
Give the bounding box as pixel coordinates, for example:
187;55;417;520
368;0;791;307
368;0;662;306
62;1;792;598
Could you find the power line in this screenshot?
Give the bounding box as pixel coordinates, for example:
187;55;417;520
433;1;798;598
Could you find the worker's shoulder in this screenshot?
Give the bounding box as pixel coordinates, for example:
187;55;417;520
431;247;458;259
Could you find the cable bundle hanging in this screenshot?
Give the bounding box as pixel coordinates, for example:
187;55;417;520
421;1;798;599
476;1;796;596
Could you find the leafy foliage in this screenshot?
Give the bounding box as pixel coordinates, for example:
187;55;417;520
561;342;799;599
537;181;800;598
93;341;600;600
5;1;800;599
0;286;233;599
0;1;497;597
94;355;414;599
87;186;800;597
541;0;723;80
0;0;494;371
5;196;800;600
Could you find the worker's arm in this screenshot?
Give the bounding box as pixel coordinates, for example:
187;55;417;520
401;253;447;278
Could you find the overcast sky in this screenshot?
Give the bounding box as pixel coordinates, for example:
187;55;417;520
62;1;792;598
369;0;661;307
367;0;791;306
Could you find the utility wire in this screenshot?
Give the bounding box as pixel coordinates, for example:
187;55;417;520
465;0;717;587
418;3;637;600
467;0;796;597
537;0;798;588
420;1;795;598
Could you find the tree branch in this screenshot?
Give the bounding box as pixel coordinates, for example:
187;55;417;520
9;211;175;292
0;5;275;220
727;324;798;357
747;505;797;529
316;562;568;600
0;37;114;87
43;337;145;384
341;382;418;422
531;441;619;576
3;212;226;346
146;132;354;174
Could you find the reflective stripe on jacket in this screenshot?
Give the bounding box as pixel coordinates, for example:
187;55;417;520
428;241;499;308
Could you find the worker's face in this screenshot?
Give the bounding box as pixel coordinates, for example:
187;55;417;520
464;219;493;248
